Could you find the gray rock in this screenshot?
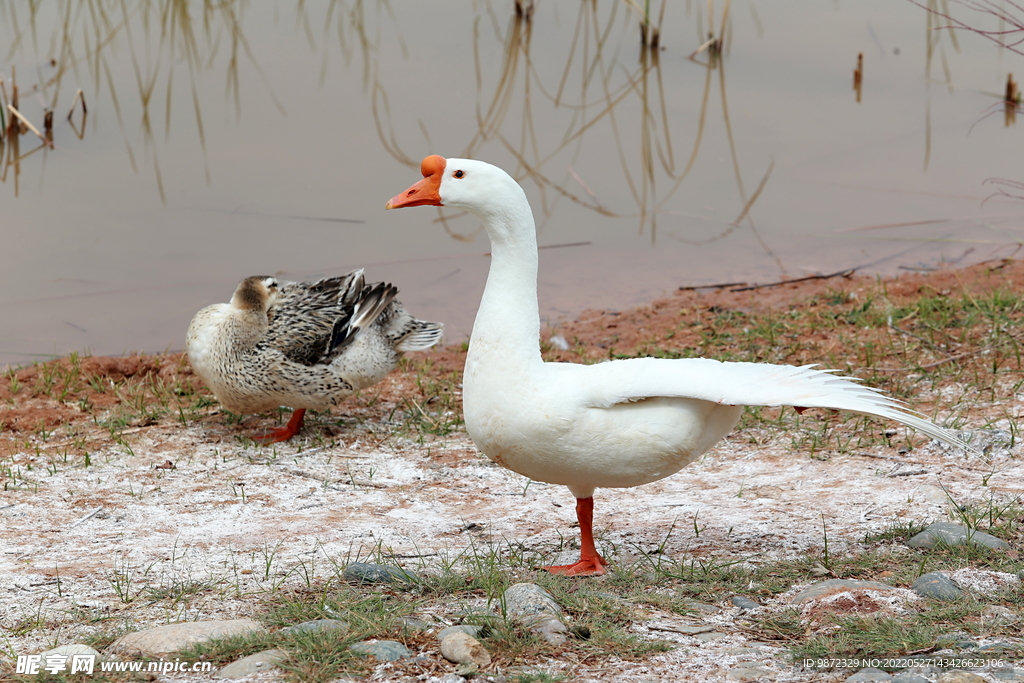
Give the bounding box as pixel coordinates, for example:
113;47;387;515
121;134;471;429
342;562;416;584
731;596;761;610
503;583;569;646
727;666;771;680
280;618;348;635
790;579;898;605
348;639;414;661
991;668;1024;682
437;624;484;641
107;619;266;656
912;572;962;601
936;672;988;683
437;675;466;683
906;522;1009;550
891;674;930;683
504;582;563;617
213;649;287;679
846;668;892;681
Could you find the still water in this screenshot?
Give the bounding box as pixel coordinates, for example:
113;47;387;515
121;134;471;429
2;0;1022;369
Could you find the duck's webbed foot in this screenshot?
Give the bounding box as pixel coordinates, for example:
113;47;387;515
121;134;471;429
254;408;306;443
543;553;609;577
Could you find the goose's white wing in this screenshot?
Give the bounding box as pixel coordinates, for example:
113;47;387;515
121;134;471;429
563;357;973;453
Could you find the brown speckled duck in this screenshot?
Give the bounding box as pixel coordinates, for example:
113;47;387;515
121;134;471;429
186;270;443;442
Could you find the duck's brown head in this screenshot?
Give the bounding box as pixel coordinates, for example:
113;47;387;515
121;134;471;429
231;276;280;314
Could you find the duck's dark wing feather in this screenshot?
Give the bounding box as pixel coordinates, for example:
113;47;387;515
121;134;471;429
262;272;367;366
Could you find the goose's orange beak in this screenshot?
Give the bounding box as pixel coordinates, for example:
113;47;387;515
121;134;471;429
386;155;446;209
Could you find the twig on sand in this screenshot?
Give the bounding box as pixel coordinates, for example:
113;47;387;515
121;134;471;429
69;506;103;529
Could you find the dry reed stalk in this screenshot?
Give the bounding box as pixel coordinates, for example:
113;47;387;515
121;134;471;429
67;88;87;120
854;53;863;103
8;66;18;136
7;105;54;148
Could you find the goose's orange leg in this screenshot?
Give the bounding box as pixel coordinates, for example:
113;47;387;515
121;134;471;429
544;497;608;576
255;409;306;443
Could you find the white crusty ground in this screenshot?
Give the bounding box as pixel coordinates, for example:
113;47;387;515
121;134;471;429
1;417;1022;682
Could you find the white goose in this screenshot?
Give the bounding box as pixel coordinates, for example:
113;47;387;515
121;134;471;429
386;155;974;576
187;271;443;442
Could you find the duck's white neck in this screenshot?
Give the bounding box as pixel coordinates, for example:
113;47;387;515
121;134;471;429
468;191;542;367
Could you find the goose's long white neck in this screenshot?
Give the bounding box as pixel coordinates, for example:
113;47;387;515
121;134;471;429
467;186;543;369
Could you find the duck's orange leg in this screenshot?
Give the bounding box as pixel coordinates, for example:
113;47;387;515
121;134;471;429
544;497;609;576
254;408;306;443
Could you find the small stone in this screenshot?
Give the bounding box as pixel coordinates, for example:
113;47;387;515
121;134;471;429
936;672;988;683
398;617;432;631
906;522;1009;550
978;642;1022;654
730;596;761;611
647;622;714;635
693;631;729;642
727;666;771;680
437;675;465;683
437;624;484;641
912;572;961;601
981;605;1018;624
454;662;480;676
439;631;491;668
342;562;416;584
107;619;266;657
280;618;348;634
991;669;1024;682
846;668;892;682
503;582;563;617
213;649;287;679
791;579;898;605
686;600;721;614
891;674;930;683
503;583;569;645
348;639;414;662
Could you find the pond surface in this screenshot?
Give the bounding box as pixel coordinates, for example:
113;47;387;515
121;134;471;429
2;0;1022;369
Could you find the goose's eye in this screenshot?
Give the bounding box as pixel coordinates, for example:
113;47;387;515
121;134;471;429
453;170;465;179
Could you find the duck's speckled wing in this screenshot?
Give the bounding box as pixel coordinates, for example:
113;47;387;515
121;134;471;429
262;271;366;366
